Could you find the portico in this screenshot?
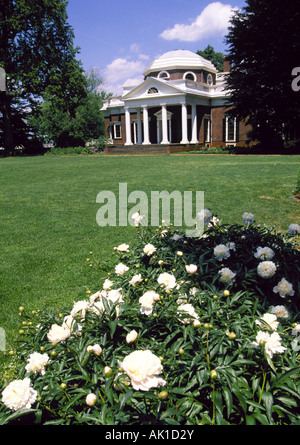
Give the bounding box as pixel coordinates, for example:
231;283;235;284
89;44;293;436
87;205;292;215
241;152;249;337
124;102;198;146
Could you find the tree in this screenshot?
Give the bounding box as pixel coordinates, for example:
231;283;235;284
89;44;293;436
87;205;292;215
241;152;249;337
0;0;86;155
197;45;224;72
225;0;300;148
30;68;110;147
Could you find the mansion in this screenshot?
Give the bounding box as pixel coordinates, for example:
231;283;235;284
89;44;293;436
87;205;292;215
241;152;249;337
101;50;252;149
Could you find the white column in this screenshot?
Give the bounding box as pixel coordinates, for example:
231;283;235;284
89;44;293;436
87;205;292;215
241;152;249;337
180;103;189;144
142;106;150;145
125;107;133;145
191;104;198;143
136;108;142;145
161;104;169;144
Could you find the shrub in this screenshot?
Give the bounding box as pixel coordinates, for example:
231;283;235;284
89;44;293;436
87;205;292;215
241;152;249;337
0;212;299;425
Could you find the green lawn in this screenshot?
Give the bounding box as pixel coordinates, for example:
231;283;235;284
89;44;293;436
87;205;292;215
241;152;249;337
0;153;299;355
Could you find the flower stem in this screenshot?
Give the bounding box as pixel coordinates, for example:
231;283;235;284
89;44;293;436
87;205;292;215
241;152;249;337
258;371;267;405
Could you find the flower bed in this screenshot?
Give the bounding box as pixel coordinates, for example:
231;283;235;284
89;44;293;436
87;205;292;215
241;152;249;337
0;213;299;425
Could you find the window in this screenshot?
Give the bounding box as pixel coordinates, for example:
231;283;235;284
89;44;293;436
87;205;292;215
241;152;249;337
184;71;196;81
113;122;122;139
204;117;211;143
207;73;213;86
147;87;159;94
158;71;170;79
225;116;237;142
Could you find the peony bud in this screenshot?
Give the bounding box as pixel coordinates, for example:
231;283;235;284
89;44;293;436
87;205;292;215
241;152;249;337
86;393;97;407
158;391;168;400
104;366;113;377
126;330;138;344
210;370;218;380
92;344;102;356
185;264;197;274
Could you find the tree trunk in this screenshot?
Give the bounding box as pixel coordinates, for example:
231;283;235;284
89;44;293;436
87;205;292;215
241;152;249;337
0;91;14;155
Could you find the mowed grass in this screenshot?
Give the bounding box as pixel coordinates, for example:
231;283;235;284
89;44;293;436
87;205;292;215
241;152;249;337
0;153;299;355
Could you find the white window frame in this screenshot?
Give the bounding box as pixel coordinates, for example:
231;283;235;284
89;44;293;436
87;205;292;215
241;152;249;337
158;71;170;79
207;73;213;86
204;115;211;143
225;116;237;142
184;71;196;81
113;122;122;139
147;87;159;94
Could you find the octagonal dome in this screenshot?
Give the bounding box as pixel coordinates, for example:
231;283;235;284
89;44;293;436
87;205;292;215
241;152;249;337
143;49;218;77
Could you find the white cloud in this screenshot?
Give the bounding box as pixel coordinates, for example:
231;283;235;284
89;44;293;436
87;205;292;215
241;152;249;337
160;2;238;42
102;57;147;96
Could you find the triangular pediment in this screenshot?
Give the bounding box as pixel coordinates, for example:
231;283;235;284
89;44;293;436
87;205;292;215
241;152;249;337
122;77;184;101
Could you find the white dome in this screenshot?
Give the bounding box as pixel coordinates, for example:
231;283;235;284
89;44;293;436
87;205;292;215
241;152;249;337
143;49;217;76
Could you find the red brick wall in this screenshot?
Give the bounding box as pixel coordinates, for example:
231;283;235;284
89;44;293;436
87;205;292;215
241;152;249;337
211;107;252;147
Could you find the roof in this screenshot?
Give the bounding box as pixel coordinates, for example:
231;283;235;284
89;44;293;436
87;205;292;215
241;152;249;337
143;49;218;76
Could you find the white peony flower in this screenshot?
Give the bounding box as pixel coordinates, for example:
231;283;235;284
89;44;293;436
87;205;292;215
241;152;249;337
103;279;114;290
25;352;50;375
214;244;231;261
226;242;236;251
157;272;177;291
116;243;129;252
62;315;82;334
292;324;300;336
218;267;236;285
89;290;101;304
287;223;300;235
139;291;160;315
270;305;289;319
185;264;197;274
115;263;129;275
131;212;143;226
197;209;212;225
252;331;286;358
2;378;38;411
255;313;279;331
92;288;124;316
118;350;166;391
273;278;295;298
177;303;199;324
129;273;143;286
47;323;71;343
70;300;90;319
171;233;183;241
242;212;255;224
189;287;200;296
254;246;275;261
257;261;276;278
143;243;156;256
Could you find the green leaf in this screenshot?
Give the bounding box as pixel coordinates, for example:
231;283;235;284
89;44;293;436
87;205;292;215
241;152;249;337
262;391;273;422
62;392;85;412
223;387;233;418
274;367;300;386
120;389;134;410
0;409;37;425
246;414;257;425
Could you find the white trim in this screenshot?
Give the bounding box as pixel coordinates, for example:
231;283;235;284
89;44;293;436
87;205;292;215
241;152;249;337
184;71;196;81
225;116;237;142
158;71;170;79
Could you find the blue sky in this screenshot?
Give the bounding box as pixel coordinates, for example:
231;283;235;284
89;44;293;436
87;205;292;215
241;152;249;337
66;0;246;95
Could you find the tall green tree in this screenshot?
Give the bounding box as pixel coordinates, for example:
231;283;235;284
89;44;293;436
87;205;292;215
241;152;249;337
30;68;110;147
197;45;224;72
225;0;300;148
0;0;86;154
